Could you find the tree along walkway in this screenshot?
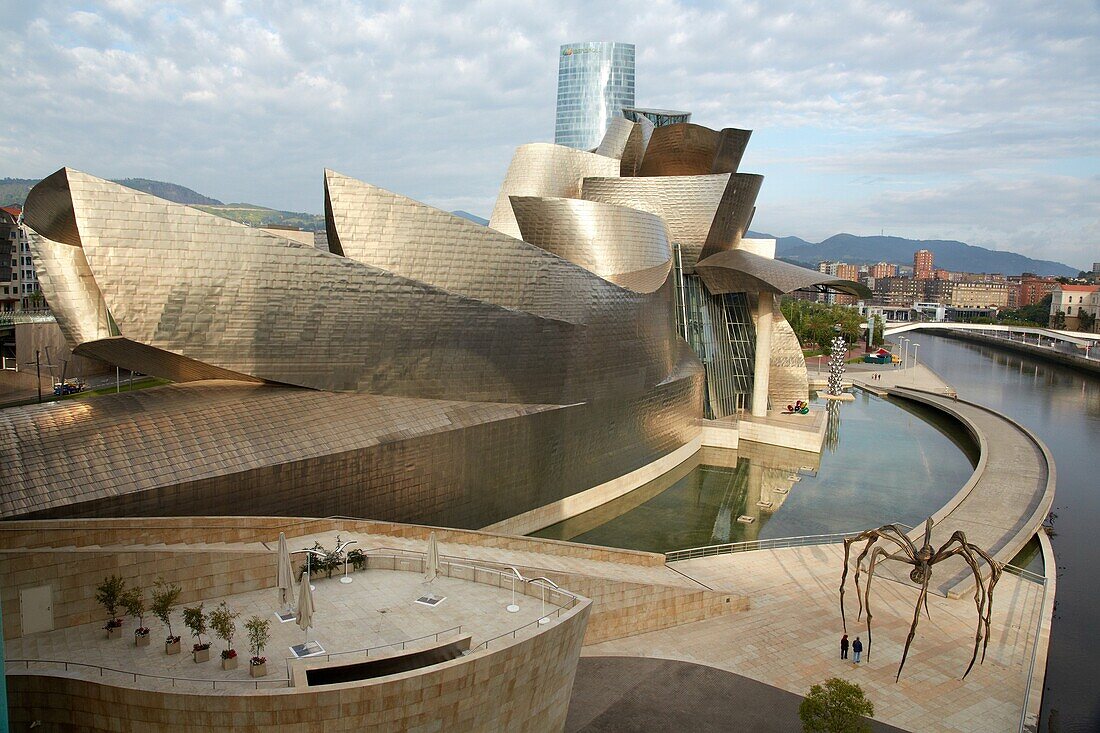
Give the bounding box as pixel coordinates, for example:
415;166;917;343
883;387;1055;597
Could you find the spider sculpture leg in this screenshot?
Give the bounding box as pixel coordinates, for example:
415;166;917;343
895;559;933;682
933;535;1003;677
841;526;917;632
861;547;910;664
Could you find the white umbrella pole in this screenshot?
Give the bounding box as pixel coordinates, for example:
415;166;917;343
538;584;550;625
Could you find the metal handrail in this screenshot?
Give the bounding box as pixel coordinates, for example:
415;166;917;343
665;528;1047;586
664;529;889;562
315;626;464;663
474;601;577;651
7;657;291;690
359;547;583;607
0;308;55;326
1018;572;1049;733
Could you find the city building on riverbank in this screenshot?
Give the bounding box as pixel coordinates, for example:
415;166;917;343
1050;284;1099;332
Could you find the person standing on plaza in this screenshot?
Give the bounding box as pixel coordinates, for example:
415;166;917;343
852;637;863;663
841;634;849;660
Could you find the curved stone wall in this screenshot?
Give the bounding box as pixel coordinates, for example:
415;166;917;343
8;591;591;733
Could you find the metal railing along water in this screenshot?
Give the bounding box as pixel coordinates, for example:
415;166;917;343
665;527;1046;585
664;529;906;563
0;308;55;326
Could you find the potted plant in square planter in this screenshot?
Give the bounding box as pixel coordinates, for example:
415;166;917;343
95;575;126;639
151;579;182;655
183;603;210;663
209;601;241;671
245;615;271;678
121;586;150;647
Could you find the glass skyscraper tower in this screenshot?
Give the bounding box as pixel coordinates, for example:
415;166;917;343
554;42;635;150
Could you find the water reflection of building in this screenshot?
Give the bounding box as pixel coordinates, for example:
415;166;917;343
533;442;821;551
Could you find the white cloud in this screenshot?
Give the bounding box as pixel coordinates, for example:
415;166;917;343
1;0;1096;267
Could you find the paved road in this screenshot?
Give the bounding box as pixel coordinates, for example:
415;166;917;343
568;656;908;733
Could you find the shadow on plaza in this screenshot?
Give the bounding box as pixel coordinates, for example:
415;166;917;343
568;656;908;733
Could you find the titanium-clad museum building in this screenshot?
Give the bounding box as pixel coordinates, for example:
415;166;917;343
0;113;864;527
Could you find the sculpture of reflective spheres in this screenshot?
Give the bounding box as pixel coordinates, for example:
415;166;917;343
1;117;863;526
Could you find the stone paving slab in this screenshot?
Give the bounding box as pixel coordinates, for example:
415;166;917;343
593;545;1044;733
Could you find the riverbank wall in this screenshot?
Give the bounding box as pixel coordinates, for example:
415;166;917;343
938;329;1100;375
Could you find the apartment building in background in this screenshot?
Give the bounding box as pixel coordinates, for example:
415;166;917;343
914;248;934;279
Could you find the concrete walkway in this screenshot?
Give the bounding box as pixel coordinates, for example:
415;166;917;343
849;362;956;396
568;656;906;733
589;544;1045;733
885;388;1055;596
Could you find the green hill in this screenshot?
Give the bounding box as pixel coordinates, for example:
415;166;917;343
191;204;324;231
1;177;324;231
0;179;37;207
114;178;222;205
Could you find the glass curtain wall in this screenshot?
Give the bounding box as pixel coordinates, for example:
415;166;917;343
554;42;635;150
673;245;756;419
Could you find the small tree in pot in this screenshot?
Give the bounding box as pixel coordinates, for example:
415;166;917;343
95;575;126;639
183;603;210;663
209;602;241;670
121;586;150;647
245;615;271;678
150;579;182;655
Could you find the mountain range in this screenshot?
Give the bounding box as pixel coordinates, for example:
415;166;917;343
751;232;1078;277
2;178;1077;276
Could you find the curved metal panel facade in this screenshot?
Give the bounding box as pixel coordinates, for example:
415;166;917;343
9;110;827;525
619;115;653;177
509;196;672;292
594;117;636;159
488;144;619;240
26;232;113;347
696;249;872;298
581;174;729;270
324;169;619;323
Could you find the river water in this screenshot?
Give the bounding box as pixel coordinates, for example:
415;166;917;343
911;335;1099;733
534;393;978;552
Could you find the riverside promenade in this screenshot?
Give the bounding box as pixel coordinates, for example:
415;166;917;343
590;543;1046;733
601;363;1056;733
883;387;1055;596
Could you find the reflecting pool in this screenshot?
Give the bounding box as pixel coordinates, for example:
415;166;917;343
533;391;978;554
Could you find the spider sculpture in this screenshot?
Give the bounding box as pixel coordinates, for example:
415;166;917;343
839;518;1003;681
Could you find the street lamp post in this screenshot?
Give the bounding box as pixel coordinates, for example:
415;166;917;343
900;338;909;369
913;343;920;369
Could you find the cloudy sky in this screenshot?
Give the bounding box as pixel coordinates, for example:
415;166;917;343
2;1;1097;268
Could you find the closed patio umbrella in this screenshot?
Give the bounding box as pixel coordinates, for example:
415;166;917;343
297;571;314;635
277;532;294;613
292;570;318;657
425;532;441;584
